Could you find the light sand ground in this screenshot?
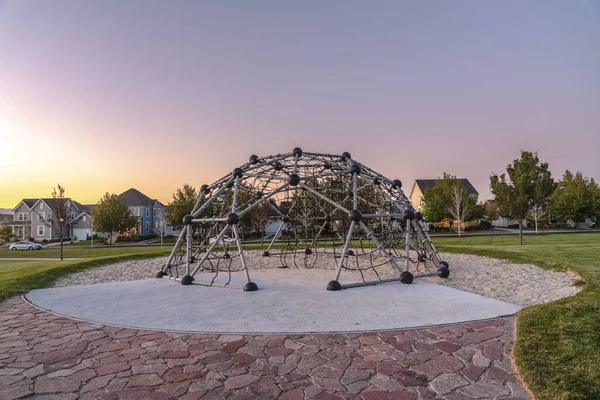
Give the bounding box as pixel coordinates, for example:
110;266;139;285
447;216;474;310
55;251;581;306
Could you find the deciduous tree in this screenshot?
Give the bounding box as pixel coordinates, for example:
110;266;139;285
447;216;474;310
548;170;600;223
166;184;198;229
490;151;554;245
92;193;137;244
0;225;13;242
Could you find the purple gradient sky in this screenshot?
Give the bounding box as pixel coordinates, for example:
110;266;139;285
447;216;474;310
1;1;599;207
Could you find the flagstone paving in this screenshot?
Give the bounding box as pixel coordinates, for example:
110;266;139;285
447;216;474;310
0;297;529;399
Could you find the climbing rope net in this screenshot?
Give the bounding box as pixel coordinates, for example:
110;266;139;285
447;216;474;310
157;149;449;291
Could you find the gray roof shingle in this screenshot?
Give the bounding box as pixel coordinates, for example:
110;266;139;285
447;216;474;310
415;179;478;196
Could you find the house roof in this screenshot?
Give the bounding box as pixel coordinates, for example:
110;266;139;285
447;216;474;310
0;208;12;215
72;201;91;213
118;188;155;207
414;179;479;196
14;199;38;210
35;198;72;210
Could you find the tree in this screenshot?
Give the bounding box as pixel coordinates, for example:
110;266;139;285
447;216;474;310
39;184;71;260
250;200;274;243
446;184;473;236
490;151;554;245
166;184;198;229
548;170;600;223
92;193;137;244
0;225;13;242
484;201;499;222
421;173;479;232
527;204;547;234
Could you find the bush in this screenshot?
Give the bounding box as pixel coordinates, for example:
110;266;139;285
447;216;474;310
42;239;48;243
28;237;35;242
478;220;492;230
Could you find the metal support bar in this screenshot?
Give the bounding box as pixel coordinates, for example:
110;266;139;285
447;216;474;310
190;225;230;276
358;221;403;272
299;183;350;214
232;224;251;283
162;226;187;272
340;276;405;289
186;224;193;276
405;218;412;272
334;220;355;281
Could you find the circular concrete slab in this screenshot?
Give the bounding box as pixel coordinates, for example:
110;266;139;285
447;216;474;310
26;271;521;334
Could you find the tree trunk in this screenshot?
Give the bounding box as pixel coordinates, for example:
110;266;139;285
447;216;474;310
518;220;523;245
458;221;461;237
60;237;64;261
535;219;538;234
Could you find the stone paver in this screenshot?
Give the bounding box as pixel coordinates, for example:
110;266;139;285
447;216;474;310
0;297;530;399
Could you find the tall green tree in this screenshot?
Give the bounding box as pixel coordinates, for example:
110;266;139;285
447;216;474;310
166;184;198;229
490;150;554;244
548;170;600;223
92;193;137;244
421;173;479;232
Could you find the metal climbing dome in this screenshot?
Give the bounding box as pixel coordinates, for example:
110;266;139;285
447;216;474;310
157;149;449;291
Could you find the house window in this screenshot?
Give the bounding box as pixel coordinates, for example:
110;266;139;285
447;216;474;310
38;212;45;222
145;221;149;232
18;212;28;221
83;216;87;222
71;212;75;220
40;203;44;210
145;208;149;217
38;225;45;236
153;208;156;217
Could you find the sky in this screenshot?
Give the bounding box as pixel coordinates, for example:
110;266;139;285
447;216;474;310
1;1;599;208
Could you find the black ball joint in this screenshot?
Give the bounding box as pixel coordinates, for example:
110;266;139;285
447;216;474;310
232;167;244;178
226;213;239;225
404;209;415;220
327;280;342;291
200;184;209;194
350;164;361;175
392;179;402;190
183;215;194;225
274;161;283;171
341;152;352;161
244;282;259;291
288;173;300;186
349;209;363;222
156;271;166;278
249;154;259;164
400;271;414;284
292;147;303;157
415;212;423;221
181;275;193;285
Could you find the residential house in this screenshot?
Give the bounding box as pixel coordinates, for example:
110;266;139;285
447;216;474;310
69;202;96;240
0;208;13;226
484;199;528;228
409;179;479;211
9;198;93;241
117;188;166;237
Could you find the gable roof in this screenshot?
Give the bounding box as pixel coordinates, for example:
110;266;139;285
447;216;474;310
34;198;73;210
118;188;154;207
414;179;478;196
13;199;38;211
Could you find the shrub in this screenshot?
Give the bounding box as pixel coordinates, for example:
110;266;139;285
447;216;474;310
41;239;48;243
28;237;35;242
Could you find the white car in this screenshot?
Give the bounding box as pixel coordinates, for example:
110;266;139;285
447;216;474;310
9;241;43;251
208;235;235;245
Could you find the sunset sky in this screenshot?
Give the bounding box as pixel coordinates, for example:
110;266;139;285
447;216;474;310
1;1;598;208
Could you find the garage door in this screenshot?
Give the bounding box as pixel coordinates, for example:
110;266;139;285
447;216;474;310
72;228;90;241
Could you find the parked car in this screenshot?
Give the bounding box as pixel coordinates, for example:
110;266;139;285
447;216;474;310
208;235;235;245
9;241;43;251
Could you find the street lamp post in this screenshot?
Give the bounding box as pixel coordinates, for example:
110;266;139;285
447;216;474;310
59;218;64;261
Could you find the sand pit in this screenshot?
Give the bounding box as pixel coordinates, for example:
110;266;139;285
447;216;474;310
54;250;581;306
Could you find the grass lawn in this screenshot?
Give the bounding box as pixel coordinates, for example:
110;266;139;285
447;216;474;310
0;246;171;300
434;233;600;400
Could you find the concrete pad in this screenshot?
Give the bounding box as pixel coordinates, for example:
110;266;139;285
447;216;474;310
26;271;521;334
